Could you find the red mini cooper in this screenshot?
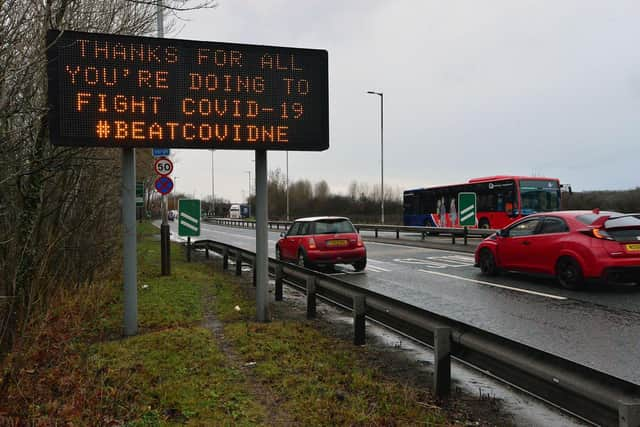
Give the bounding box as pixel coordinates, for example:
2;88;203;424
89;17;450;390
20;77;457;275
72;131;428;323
276;216;367;271
474;210;640;289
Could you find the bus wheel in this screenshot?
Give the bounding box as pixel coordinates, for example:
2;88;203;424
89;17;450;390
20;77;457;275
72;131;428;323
556;257;584;290
478;218;490;229
479;249;499;276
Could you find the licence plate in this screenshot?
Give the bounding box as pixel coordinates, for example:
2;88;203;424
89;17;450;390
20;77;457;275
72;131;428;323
626;244;640;252
327;239;348;248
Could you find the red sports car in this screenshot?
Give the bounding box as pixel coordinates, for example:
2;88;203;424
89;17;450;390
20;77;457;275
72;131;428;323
276;216;367;271
474;210;640;289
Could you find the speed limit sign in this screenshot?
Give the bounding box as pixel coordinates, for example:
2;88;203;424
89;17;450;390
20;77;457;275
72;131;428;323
154;157;173;176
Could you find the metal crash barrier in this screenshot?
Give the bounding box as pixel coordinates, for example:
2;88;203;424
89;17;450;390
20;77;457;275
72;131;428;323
203;217;496;246
190;238;640;427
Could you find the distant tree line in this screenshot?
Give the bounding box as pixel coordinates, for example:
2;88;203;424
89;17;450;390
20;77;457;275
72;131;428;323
563;188;640;212
247;168;404;223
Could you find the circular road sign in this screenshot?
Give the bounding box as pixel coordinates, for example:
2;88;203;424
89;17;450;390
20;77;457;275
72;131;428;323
154;176;174;195
154;157;173;176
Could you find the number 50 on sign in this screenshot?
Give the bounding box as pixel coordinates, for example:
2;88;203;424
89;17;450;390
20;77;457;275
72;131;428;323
154;157;173;176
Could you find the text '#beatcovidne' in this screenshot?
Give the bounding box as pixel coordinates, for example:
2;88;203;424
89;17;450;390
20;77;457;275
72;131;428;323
46;30;329;151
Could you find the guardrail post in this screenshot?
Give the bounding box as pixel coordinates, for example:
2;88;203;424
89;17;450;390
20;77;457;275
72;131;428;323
223;247;229;270
619;402;640;427
353;294;366;345
306;276;316;319
464;226;468;246
275;264;283;301
187;237;191;262
396;228;400;239
434;327;452;398
252;260;257;287
375;228;378;238
235;251;242;276
205;245;209;259
451;232;456;245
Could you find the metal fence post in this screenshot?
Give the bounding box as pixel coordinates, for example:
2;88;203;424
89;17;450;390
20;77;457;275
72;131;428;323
434;327;452;398
235;251;242;276
306;276;316;319
619;402;640;427
353;294;366;345
252;260;257;287
275;264;283;301
223;247;229;270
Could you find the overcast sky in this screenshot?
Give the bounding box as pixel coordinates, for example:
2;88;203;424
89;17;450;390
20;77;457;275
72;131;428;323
169;0;640;203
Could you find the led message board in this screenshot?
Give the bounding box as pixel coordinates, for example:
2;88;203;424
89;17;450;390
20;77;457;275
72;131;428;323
46;30;329;150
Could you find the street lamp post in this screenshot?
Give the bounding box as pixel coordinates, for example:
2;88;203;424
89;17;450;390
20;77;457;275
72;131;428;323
245;170;252;198
367;90;384;224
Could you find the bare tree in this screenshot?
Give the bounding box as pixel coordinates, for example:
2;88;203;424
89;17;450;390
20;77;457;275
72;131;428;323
0;0;215;357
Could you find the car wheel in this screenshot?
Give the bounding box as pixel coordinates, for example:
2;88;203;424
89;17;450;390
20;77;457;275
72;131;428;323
556;257;584;290
478;249;499;276
353;257;367;272
297;250;311;268
478;218;490;229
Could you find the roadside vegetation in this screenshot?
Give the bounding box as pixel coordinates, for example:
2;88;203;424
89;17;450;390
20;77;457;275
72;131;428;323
0;222;506;425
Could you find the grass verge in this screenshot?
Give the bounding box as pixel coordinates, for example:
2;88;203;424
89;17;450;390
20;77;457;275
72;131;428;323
0;221;506;426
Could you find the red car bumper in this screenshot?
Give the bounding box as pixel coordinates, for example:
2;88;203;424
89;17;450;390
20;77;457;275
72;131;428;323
306;247;366;264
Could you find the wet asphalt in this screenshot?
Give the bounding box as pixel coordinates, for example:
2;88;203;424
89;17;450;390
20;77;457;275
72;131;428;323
164;220;640;386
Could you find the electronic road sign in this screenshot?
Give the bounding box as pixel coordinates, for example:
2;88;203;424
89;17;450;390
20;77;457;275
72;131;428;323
46;30;329;151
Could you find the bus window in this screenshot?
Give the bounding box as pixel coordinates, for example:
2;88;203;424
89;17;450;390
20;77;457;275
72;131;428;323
519;180;560;213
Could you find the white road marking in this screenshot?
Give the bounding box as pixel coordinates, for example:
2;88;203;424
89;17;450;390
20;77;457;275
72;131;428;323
394;256;474;268
367;265;390;273
417;269;567;300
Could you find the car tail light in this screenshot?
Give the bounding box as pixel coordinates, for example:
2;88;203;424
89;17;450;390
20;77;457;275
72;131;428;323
356;235;363;247
581;228;614;240
308;238;316;249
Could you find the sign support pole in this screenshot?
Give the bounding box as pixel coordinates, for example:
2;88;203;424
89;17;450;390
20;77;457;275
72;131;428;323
122;148;138;336
156;0;171;276
255;149;269;322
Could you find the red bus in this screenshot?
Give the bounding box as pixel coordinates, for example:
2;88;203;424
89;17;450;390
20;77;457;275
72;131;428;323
403;175;562;229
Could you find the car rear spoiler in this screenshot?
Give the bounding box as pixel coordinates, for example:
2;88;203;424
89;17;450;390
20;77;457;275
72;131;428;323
591;213;640;229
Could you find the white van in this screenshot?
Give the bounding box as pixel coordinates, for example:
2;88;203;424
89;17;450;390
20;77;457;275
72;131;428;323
229;204;241;219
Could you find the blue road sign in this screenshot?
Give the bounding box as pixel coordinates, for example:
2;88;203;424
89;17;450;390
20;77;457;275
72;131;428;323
154;176;174;195
152;148;170;157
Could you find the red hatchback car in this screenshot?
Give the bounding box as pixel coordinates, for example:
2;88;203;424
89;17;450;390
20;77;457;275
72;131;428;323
276;216;367;271
474;210;640;289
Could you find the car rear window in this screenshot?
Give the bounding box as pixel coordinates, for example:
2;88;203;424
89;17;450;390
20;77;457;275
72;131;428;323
313;219;355;234
603;215;640;241
604;215;640;229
